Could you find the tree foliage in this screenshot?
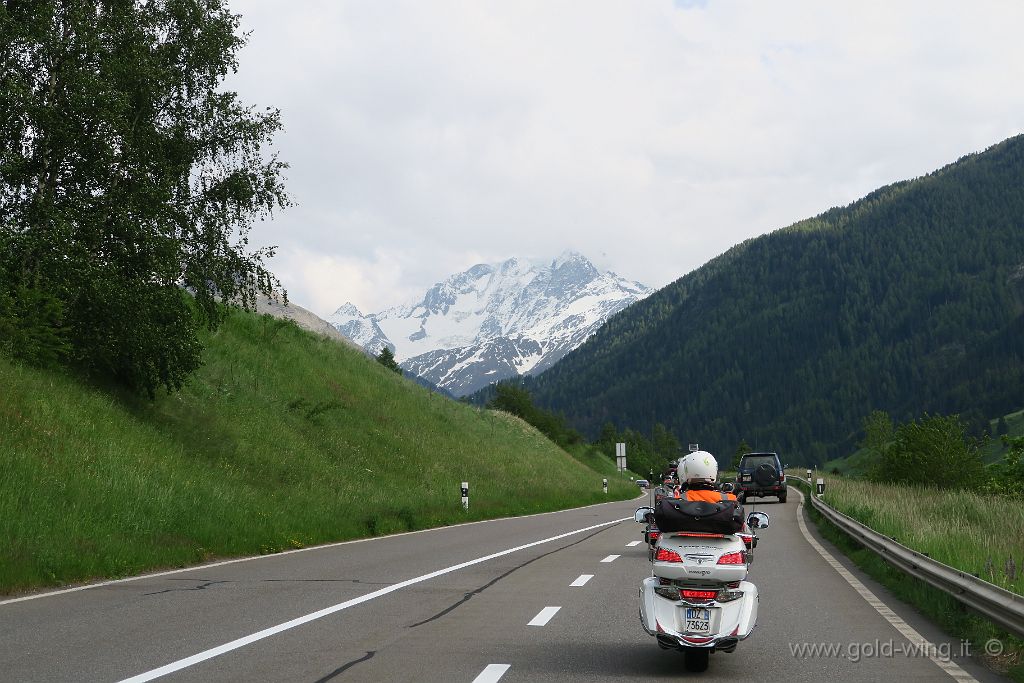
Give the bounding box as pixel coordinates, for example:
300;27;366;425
375;346;401;375
986;435;1024;495
731;439;752;470
487;382;582;450
0;1;289;396
867;414;985;490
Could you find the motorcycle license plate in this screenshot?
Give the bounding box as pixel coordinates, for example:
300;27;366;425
684;607;711;633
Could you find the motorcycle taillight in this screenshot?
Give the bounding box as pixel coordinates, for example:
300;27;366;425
655;548;683;563
716;586;744;603
717;551;746;565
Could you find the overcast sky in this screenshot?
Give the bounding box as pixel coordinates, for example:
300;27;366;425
226;0;1024;318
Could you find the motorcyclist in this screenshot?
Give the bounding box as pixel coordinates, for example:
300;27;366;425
678;450;752;537
679;450;738;504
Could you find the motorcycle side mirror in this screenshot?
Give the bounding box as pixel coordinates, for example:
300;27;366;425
634;506;655;524
747;511;770;529
720;482;734;493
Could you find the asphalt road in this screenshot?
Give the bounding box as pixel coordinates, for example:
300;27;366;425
0;489;1007;682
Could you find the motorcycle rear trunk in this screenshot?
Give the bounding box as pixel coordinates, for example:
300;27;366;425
639;532;758;652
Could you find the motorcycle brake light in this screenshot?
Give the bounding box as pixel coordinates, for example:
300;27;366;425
680;589;717;600
672;532;725;538
654;548;683;563
717;551;745;565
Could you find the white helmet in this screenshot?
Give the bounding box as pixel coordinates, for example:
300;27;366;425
680;450;718;484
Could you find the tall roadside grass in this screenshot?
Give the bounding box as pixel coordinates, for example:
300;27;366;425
0;310;636;595
793;477;1024;679
820;477;1023;595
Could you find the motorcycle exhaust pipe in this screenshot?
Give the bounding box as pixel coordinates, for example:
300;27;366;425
656;634;681;650
716;637;739;653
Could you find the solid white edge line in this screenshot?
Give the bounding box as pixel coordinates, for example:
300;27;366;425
570;574;593;587
116;517;628;683
793;488;977;682
600;554;620;563
2;493;645;607
626;540;642;546
472;664;511;683
527;606;562;626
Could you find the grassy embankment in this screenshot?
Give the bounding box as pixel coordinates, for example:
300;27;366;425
791;476;1023;678
0;309;636;596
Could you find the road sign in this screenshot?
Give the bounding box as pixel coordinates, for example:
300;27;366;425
615;442;626;472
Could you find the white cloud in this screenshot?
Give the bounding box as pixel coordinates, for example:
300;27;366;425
227;0;1024;316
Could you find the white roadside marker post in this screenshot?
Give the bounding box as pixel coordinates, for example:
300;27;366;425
461;481;469;511
603;477;608;495
816;478;825;497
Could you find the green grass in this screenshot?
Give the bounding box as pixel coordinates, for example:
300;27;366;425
791;478;1024;679
0;310;636;595
819;477;1024;594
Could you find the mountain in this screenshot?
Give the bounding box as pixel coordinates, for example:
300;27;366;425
329;252;651;396
525;136;1024;465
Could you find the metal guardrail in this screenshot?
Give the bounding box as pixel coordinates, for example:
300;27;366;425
787;475;1024;640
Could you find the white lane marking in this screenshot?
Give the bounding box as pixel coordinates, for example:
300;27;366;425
528;606;561;626
793;488;976;682
626;540;642;547
570;574;593;587
600;554;620;563
472;664;511;683
3;498;636;607
117;517;628;683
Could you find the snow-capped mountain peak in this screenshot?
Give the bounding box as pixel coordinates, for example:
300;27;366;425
332;253;651;396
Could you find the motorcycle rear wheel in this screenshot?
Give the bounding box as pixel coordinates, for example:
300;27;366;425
683;648;709;672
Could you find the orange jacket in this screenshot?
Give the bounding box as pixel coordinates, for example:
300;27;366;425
684;489;738;503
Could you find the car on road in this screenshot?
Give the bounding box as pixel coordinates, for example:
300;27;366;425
635;479;650;489
735;451;787;503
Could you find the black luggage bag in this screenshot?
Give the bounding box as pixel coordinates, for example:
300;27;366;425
653;495;743;534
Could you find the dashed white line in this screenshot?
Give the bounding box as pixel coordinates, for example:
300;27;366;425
600;554;620;563
793;488;976;682
570;574;593;587
116;517;628;682
472;664;511;683
626;540;642;547
528;606;562;626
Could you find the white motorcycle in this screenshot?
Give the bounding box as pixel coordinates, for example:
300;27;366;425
634;501;770;673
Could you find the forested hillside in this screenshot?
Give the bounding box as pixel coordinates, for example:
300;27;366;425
527;136;1024;464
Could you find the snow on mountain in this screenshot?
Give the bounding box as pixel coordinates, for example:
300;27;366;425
327;302;392;356
330;251;651;396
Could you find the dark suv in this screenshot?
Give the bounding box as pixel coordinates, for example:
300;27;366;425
736;452;787;503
